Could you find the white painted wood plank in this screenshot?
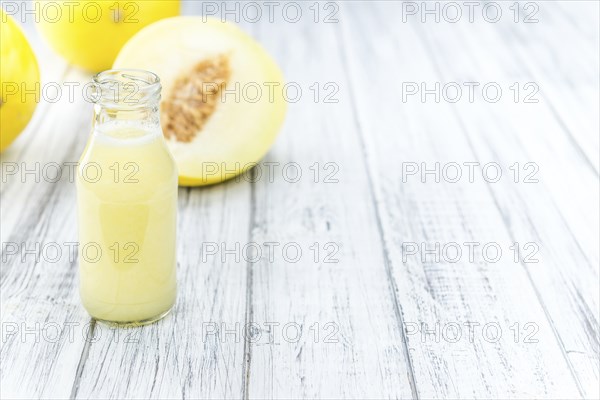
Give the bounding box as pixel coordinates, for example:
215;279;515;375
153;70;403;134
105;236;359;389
481;2;600;273
340;2;592;398
246;10;415;400
416;9;600;397
1;12;83;399
1;67;92;399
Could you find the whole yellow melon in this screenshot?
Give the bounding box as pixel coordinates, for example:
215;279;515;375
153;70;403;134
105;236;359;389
36;0;180;71
1;10;40;151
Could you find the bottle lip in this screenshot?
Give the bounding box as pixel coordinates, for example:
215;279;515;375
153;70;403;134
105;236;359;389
92;69;161;108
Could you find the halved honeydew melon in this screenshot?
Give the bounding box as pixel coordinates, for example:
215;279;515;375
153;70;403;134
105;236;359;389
113;17;286;186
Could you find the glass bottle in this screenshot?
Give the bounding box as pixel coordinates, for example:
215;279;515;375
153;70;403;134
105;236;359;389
76;69;177;325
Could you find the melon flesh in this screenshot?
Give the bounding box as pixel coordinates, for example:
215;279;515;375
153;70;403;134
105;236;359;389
114;17;286;186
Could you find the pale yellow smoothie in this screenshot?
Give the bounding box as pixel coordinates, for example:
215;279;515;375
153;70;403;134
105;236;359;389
77;122;177;324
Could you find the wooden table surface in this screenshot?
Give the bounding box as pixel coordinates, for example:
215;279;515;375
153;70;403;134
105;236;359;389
1;1;599;399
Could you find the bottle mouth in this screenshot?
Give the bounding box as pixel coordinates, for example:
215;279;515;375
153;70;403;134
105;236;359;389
92;69;161;108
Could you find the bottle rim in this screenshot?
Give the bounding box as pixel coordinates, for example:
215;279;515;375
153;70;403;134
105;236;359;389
92;69;162;108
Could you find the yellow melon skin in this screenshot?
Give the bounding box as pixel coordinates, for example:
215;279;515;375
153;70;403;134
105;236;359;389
36;0;180;71
113;17;287;186
0;11;40;151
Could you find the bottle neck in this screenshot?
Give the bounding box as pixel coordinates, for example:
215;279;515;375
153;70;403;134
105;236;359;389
91;69;162;135
93;102;160;131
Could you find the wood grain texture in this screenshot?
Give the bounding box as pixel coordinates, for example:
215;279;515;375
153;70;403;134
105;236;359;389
1;1;598;399
0;17;92;396
416;4;600;396
339;2;597;398
1;66;92;399
246;13;415;399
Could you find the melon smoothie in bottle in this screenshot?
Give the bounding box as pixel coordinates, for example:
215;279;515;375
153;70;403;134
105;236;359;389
77;70;177;324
